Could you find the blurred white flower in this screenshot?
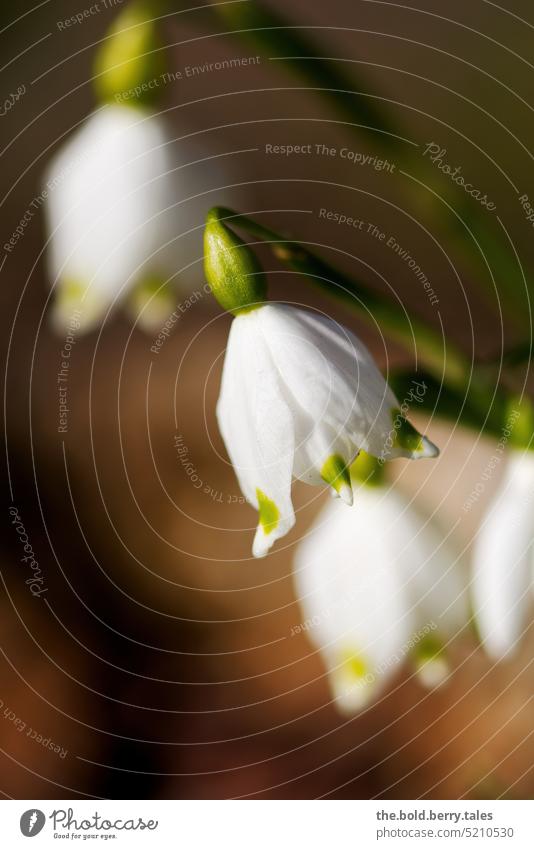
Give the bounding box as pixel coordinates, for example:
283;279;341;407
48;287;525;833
472;451;534;659
293;471;468;712
217;303;439;557
44;105;182;333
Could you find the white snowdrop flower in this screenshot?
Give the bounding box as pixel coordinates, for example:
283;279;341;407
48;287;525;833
218;309;441;557
390;494;468;689
205;208;439;557
44;105;181;333
472;451;534;659
293;459;468;711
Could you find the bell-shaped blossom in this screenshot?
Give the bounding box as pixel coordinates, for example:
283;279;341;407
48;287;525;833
472;451;534;659
44;105;182;333
217;304;439;557
293;476;468;711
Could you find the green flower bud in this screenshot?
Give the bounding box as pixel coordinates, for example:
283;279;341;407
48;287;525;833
94;1;164;105
204;208;268;315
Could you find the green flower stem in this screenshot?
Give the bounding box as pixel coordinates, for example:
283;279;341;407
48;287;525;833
211;207;468;391
209;2;398;152
389;369;534;448
205;207;520;441
208;2;533;328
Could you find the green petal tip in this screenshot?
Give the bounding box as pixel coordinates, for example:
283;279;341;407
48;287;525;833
321;454;353;505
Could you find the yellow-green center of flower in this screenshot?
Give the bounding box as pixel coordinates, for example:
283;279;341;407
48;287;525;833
94;1;164;104
256;489;279;535
57;278;87;306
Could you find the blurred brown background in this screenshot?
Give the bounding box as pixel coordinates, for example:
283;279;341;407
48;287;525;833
1;0;533;799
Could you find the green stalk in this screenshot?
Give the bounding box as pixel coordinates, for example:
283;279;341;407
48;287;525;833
209;207;468;391
208;207;524;441
389;369;534;450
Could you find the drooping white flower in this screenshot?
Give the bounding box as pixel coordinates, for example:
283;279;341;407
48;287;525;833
472;451;534;659
294;473;468;711
44;105;182;333
216;303;439;557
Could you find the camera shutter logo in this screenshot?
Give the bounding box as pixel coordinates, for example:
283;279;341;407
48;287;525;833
20;809;46;837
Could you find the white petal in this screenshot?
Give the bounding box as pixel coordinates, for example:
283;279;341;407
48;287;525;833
472;452;534;659
415;656;449;688
386;488;469;636
293;480;469;708
50;282;109;334
44;106;179;329
359;487;466;683
294;490;415;710
258;304;434;476
217;310;295;557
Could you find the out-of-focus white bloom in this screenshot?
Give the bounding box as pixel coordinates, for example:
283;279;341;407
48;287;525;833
44;105;182;333
472;451;534;659
216;303;439;557
293;475;467;712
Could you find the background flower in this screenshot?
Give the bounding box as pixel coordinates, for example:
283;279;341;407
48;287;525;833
44;105;184;332
294;465;468;711
472;451;534;659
